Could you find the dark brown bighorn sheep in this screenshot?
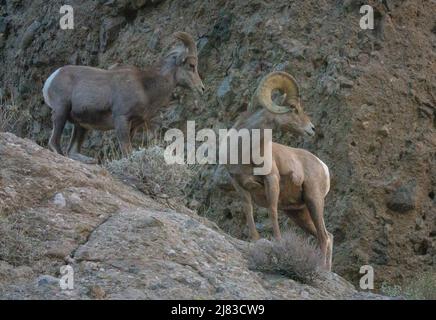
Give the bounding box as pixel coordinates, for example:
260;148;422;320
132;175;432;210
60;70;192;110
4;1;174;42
224;71;333;270
42;32;204;163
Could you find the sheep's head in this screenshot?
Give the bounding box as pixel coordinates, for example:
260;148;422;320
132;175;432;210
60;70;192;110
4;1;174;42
254;71;315;137
173;32;205;95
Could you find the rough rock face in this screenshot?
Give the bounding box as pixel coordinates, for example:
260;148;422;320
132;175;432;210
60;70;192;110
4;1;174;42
0;133;389;299
0;0;435;287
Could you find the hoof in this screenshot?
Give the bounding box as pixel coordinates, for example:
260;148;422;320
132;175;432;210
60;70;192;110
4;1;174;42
48;143;63;155
69;153;97;164
250;234;261;242
322;262;332;272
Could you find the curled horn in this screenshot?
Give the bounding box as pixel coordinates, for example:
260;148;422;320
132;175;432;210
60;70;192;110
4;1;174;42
253;71;300;114
173;31;197;57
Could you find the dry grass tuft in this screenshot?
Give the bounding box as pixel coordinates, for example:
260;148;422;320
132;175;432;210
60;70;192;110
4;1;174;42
0;92;20;133
248;229;324;283
105;146;194;198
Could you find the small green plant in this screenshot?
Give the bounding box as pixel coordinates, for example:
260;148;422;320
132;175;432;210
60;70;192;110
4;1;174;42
248;229;324;283
381;272;436;300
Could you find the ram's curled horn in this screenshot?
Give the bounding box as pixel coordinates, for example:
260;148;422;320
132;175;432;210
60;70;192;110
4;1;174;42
173;32;198;56
254;71;300;114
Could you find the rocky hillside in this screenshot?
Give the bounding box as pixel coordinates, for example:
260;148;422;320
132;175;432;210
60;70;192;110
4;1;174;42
0;132;390;299
0;0;435;288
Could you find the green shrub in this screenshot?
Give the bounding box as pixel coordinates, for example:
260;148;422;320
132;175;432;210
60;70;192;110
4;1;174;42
381;272;436;300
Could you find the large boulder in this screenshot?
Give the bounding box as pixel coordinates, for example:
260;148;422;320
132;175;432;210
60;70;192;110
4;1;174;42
0;133;385;299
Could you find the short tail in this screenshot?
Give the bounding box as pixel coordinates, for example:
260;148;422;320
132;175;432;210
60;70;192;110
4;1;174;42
42;68;61;108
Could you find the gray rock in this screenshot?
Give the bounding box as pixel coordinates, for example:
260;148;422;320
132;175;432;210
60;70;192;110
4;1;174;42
147;28;161;50
21;21;40;49
415;217;424;230
338;76;354;88
342;0;362;11
0;16;9;34
14;266;34;280
279;38;306;59
387;182;417;213
217;75;234;107
217;75;233;98
37;275;59;287
99;17;126;52
53;193;66;207
0;261;15;280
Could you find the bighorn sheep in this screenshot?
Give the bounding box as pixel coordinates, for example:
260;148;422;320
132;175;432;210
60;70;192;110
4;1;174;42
42;32;204;163
224;71;333;270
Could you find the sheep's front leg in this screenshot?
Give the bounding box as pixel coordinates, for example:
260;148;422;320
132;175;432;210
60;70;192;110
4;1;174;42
230;179;260;241
242;193;260;241
265;175;281;240
114;116;132;156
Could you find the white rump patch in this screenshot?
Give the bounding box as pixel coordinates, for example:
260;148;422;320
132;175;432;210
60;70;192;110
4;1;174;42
316;157;330;195
42;68;61;108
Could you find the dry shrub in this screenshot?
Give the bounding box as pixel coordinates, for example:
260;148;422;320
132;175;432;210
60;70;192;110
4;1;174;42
96;131;123;162
96;126;163;163
105;146;194;198
0;218;44;266
248;229;324;283
381;272;436;300
0;92;20;133
0;91;33;136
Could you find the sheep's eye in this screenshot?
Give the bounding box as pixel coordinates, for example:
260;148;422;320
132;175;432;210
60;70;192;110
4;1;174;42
288;104;296;110
189;64;195;70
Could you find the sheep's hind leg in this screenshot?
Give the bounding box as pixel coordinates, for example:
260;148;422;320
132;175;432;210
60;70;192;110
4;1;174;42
326;231;334;271
285;207;317;238
67;124;97;164
114;116;132;156
304;192;331;271
287;207;333;270
48;110;68;155
265;175;282;240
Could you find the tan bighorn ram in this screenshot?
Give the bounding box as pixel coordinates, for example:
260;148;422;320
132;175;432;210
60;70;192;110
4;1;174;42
224;71;333;270
42;32;204;163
